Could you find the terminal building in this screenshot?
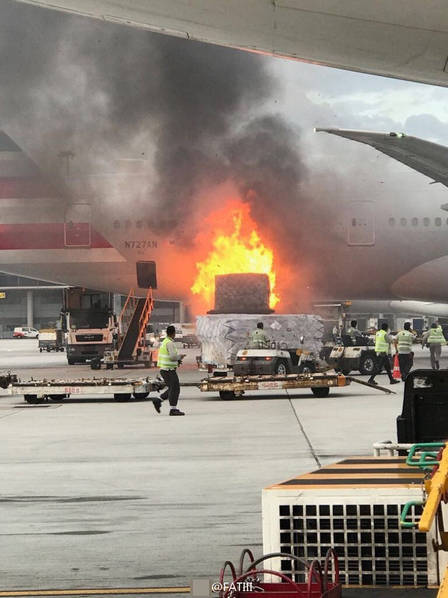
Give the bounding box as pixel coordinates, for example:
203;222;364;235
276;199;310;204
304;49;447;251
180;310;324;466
0;272;187;337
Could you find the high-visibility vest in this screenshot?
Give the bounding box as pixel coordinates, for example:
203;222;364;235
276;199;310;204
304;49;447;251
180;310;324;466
427;327;447;345
396;330;414;353
375;329;389;353
250;329;269;349
157;337;179;369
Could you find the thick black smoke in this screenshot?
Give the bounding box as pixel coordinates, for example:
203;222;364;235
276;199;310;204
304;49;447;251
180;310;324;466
0;1;293;228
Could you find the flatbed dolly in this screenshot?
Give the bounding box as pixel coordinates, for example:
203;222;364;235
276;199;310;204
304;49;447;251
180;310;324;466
8;376;164;403
200;372;350;400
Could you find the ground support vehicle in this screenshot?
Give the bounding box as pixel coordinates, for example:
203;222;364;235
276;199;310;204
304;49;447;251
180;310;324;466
38;329;65;352
63;288;115;365
8;376;165;404
233;347;318;377
326;338;377;375
200;372;350;400
13;326;39;339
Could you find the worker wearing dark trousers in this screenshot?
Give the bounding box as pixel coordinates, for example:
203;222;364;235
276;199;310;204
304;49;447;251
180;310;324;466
395;322;415;381
423;323;446;370
154;325;186;416
368;322;399;386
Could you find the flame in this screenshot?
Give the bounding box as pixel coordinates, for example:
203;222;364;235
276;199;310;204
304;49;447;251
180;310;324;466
191;201;279;310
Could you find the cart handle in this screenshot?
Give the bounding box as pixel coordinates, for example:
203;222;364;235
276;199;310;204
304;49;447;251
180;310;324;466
223;569;307;598
219;561;237;598
307;560;323;597
239;549;256;576
406;443;445;468
323;549;339;591
243;552;310;574
400;500;423;528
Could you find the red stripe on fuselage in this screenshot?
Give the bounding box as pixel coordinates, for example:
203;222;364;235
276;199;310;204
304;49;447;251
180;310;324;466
0;178;56;198
0;223;112;249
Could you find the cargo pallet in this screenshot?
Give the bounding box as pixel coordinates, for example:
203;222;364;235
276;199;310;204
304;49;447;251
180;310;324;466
8;376;163;403
200;372;350;400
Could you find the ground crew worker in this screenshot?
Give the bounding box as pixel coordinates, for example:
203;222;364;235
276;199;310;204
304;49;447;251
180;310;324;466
368;322;399;386
394;322;415;381
250;322;270;349
154;325;186;416
422;323;446;370
347;320;362;344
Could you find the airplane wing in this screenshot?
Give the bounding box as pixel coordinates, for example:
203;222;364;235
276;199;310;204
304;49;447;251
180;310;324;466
315;128;448;189
13;0;448;88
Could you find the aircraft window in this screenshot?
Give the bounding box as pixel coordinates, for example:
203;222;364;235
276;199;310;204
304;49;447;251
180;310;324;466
423;217;430;227
352;218;357;226
389;218;395;226
400;218;407;226
113;220;120;229
411;217;418;227
435;217;442;227
136;220;143;228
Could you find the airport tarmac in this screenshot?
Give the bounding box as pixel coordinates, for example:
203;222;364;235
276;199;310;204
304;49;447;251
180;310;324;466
0;339;441;598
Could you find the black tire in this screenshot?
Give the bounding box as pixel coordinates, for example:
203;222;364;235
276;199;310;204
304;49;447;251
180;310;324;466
359;353;376;375
114;393;132;402
106;363;114;370
311;387;330;398
133;392;149;399
117;363;124;369
275;359;289;376
341;368;351;375
67;358;75;365
59;347;65;352
49;395;65;402
219;390;236;400
90;360;101;370
39;348;42;353
46;347;51;352
24;394;43;404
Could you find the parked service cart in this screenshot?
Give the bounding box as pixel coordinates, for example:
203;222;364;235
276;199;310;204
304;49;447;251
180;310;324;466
9;376;164;404
200;372;350;400
38;329;65;352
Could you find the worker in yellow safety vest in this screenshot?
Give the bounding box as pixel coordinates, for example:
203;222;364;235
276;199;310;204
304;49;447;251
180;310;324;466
394;322;416;381
249;322;270;349
368;322;400;386
422;323;446;370
154;325;186;416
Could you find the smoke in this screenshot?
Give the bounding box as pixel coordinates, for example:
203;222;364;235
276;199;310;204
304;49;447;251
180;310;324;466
0;0;328;309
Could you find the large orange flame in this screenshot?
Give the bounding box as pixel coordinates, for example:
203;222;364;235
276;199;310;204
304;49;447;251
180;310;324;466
191;201;279;310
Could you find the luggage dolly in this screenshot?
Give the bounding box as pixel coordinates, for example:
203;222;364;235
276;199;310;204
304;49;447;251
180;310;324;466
218;548;341;598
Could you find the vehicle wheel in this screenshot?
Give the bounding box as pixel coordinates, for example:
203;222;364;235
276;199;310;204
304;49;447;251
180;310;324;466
59;347;64;352
275;360;289;376
117;363;124;369
298;361;316;374
24;394;43;404
67;359;75;365
133;392;149;399
359;354;376;376
311;387;330;398
46;347;51;352
114;393;132;402
90;360;101;370
219;390;236;400
39;348;42;353
106;363;114;370
49;395;65;402
341;368;351;375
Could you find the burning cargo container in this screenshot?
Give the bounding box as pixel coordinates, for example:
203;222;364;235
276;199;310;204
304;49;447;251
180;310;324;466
197;273;323;368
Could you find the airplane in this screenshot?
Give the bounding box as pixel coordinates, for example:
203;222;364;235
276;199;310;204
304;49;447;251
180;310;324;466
14;0;448;88
4;127;448;315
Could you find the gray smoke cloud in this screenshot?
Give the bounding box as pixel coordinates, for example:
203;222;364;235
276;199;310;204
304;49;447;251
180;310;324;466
1;0;329;309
